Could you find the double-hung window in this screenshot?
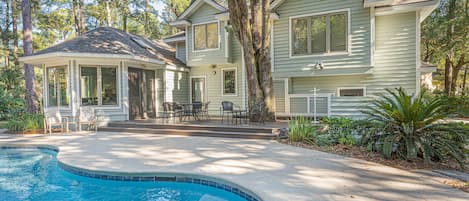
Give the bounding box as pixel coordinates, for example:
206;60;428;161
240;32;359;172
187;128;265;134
194;22;219;51
46;66;69;107
80;66;118;106
292;11;348;56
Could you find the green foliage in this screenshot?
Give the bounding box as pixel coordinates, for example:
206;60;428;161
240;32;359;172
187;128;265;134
362;88;467;167
7;113;44;132
438;94;469;117
288;117;318;144
0;68;25;120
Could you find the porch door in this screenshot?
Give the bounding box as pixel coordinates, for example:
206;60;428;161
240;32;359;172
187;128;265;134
191;77;205;103
128;67;156;120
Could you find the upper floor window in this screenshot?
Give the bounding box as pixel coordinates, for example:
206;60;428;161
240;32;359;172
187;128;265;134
292;11;348;56
194;22;219;51
46;66;69;107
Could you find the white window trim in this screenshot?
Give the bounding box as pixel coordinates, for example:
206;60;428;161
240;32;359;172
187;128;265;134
79;65;120;108
336;87;366;97
221;67;238;96
289;8;351;58
189;75;207;103
44;65;71;109
192;20;221;53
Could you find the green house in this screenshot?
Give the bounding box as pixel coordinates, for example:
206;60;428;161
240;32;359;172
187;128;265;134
166;0;439;118
20;0;439;125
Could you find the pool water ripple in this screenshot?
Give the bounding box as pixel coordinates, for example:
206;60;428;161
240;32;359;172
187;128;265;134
0;148;251;201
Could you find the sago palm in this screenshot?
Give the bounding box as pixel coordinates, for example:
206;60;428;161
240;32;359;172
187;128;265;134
362;88;467;167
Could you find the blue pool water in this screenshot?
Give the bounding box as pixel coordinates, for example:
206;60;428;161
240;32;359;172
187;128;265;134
0;148;248;201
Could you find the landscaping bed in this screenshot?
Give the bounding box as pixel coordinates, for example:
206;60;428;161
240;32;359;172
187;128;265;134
280;139;469;192
283;88;469;193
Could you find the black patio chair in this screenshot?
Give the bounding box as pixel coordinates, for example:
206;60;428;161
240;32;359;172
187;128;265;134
220;101;236;124
192;101;203;120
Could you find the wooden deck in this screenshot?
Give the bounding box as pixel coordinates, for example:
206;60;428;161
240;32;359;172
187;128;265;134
99;118;288;140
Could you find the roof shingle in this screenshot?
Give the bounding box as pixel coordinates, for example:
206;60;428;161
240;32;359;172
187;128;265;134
32;27;186;67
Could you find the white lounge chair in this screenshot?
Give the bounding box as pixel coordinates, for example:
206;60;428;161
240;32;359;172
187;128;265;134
44;108;68;134
78;107;98;132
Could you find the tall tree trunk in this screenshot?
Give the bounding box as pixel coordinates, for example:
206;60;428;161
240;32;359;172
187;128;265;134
72;0;81;35
22;0;39;114
3;0;10;69
462;65;468;96
12;0;19;66
450;55;467;94
228;0;275;122
144;0;150;36
444;56;453;95
79;0;86;34
104;0;111;27
122;0;128;32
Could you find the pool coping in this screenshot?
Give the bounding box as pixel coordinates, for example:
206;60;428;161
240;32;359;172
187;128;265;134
1;144;263;201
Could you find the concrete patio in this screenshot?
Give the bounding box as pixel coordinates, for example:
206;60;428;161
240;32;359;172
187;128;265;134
0;132;467;201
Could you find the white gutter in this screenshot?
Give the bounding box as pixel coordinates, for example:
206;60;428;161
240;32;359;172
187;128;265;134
163;36;186;43
375;0;439;16
19;52;166;65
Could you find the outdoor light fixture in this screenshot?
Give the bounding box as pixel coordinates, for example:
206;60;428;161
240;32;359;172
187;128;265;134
306;61;325;70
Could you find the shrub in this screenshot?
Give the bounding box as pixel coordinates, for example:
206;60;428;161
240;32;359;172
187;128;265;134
362;88;467;167
288;117;319;144
7;113;44;132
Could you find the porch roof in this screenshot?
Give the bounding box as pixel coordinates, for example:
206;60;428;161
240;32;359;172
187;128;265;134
20;27;186;68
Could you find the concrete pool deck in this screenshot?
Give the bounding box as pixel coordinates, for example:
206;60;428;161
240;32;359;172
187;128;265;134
0;132;467;201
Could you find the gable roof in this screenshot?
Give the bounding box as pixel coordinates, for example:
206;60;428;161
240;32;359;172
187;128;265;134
178;0;226;20
26;27;185;67
271;0;435;10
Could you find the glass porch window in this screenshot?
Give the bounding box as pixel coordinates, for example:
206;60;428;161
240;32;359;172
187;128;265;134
194;22;219;50
101;67;117;105
47;66;69;107
80;67;98;106
80;66;118;106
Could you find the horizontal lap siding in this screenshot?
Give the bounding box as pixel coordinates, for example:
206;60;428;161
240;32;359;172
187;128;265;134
176;42;186;63
290;75;368;94
187;3;227;66
165;70;190;104
273;0;371;75
365;12;417;94
274;80;285;113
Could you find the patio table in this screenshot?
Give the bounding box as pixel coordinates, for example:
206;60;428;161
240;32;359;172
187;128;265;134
232;110;249;125
178;103;201;121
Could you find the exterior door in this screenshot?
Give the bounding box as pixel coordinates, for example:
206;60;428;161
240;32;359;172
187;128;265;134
128;67;156;120
191;77;205;103
128;68;142;120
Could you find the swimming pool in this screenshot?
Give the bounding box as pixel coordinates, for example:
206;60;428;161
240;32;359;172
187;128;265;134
0;147;256;201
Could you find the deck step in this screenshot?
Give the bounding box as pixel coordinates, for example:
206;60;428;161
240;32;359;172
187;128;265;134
106;122;274;134
98;127;278;140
